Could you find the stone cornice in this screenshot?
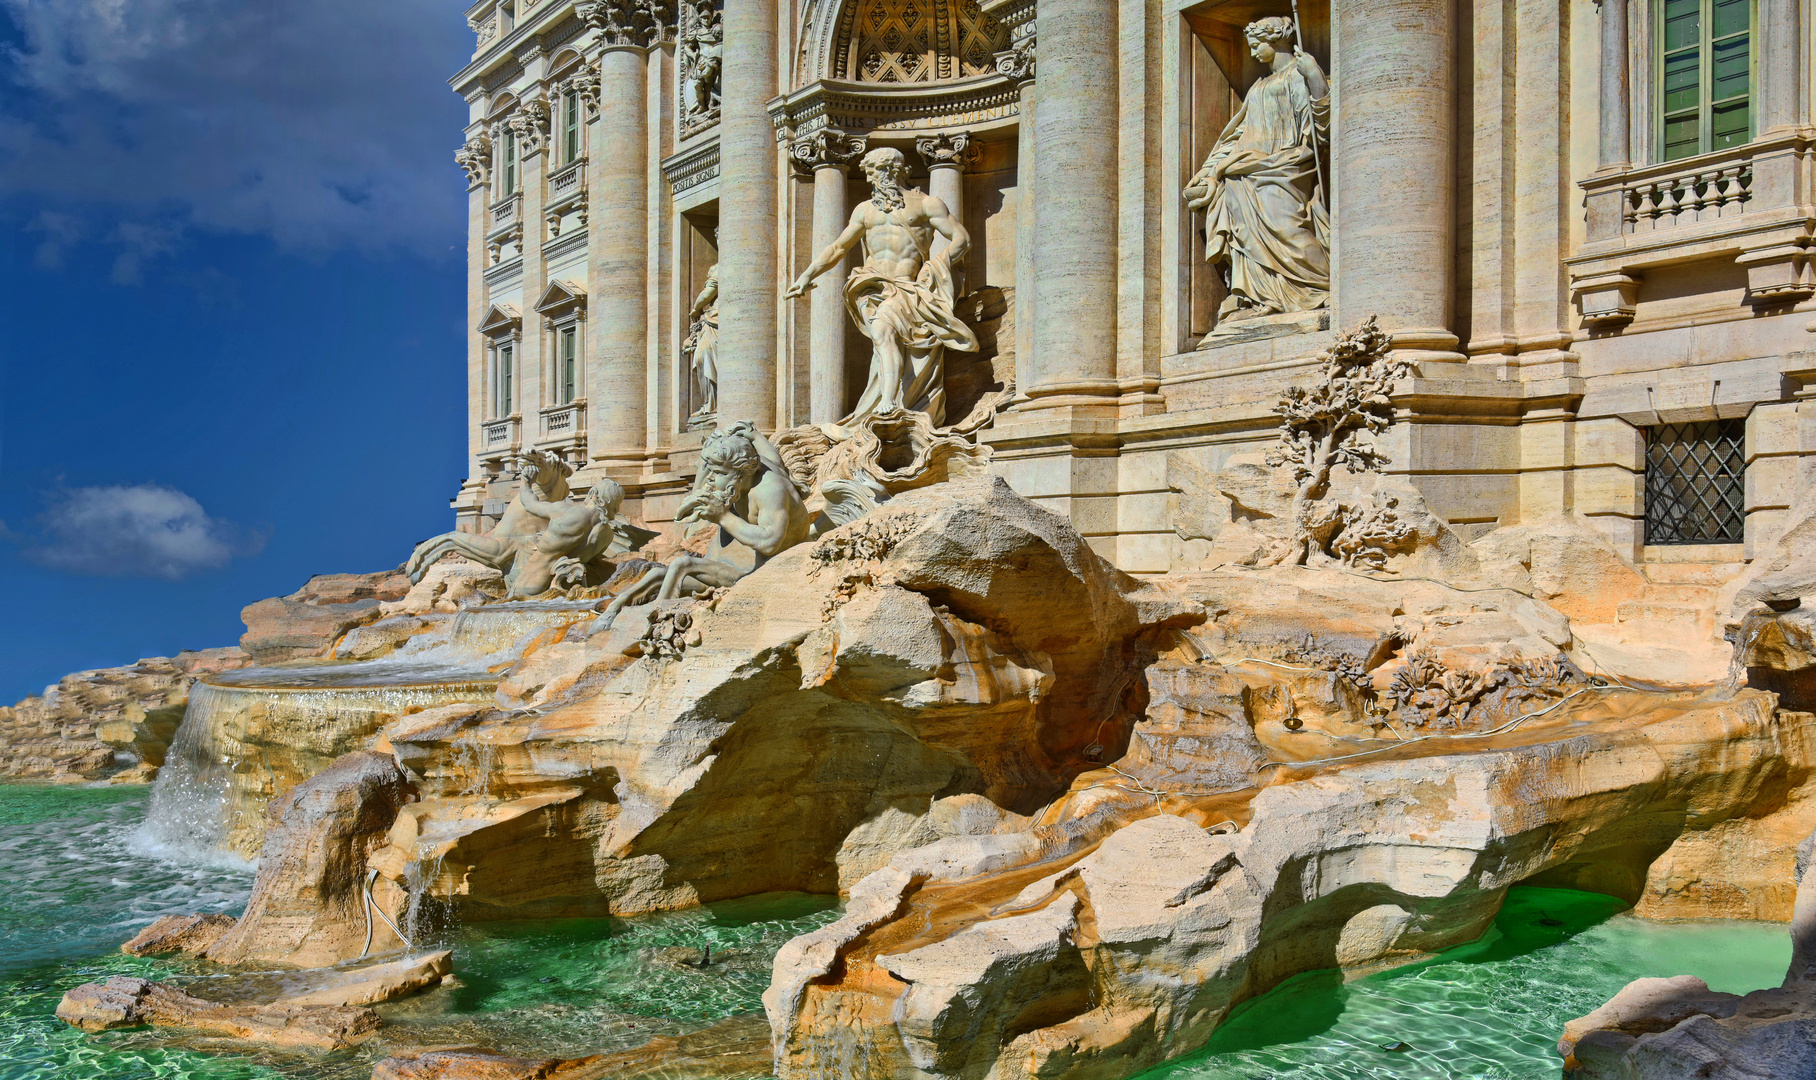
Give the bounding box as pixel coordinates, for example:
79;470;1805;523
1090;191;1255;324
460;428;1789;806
769;74;1022;144
661;139;720;195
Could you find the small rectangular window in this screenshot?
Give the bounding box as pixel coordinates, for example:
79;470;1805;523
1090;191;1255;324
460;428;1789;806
500;344;515;415
559;327;577;403
502;130;518;195
1644;419;1745;544
564;91;580;163
1657;0;1753;162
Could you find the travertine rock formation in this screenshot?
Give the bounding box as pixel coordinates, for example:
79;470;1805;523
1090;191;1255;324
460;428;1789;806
0;648;247;782
240;569;411;663
363;477;1194;919
765;683;1813;1080
207;751;417;967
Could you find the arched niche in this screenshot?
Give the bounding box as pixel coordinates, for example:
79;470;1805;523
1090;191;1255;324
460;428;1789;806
797;0;1006;86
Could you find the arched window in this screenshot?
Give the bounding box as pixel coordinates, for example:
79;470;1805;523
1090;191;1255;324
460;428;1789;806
835;0;1005;84
1657;0;1753;161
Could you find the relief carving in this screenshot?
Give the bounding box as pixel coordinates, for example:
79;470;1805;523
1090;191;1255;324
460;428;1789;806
678;0;723;137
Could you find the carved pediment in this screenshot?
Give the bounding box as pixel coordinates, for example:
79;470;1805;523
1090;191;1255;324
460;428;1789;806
478;302;523;335
535;280;588;314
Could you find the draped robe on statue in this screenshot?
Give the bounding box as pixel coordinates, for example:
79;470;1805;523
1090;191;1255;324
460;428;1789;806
1196;61;1331;319
827;253;978;439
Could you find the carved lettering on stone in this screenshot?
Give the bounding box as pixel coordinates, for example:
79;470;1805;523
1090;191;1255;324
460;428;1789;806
1182;17;1330;328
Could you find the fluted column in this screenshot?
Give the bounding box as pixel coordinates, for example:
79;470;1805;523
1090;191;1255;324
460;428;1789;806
791;131;865;424
1024;0;1118;410
718;0;780;428
1760;0;1804;133
1332;0;1460;360
1597;0;1630;168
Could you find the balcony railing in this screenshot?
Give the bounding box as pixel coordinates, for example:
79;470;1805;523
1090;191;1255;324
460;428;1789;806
549;160;585;201
1568;134;1815;325
490;193;520;230
483;416;520;454
540;401;585;438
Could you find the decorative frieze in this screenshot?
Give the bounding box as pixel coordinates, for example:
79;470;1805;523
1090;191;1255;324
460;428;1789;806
469;11;499;51
677;0;722;138
455;133;494;187
577;0;677;47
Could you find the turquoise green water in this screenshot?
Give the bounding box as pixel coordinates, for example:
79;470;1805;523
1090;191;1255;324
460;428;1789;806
1137;887;1790;1080
0;783;1794;1080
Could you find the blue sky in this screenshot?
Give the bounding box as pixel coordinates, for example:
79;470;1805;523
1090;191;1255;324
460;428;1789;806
0;1;474;701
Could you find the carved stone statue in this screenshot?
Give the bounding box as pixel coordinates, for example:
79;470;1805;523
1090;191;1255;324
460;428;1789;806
783;147;978;439
1183;16;1330;327
404;452;653;598
509;477;658;596
405;451;574;583
685;243;719;426
678;0;722;134
599;421;810;622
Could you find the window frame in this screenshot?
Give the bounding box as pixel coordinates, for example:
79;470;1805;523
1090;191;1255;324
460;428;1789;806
1654;0;1757;163
499;341;515;416
563;90;581;164
501;128;519;196
558;325;578;404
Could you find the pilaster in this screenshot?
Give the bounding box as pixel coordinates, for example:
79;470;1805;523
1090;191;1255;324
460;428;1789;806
792;130;866;424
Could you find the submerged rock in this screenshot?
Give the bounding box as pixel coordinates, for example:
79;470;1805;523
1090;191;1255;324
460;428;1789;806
55;975;378;1049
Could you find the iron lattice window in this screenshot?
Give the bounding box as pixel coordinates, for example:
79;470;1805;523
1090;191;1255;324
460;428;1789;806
1644;420;1745;544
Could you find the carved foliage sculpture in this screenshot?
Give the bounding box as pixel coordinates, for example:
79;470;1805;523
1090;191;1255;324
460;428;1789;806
507;99;552;155
1262;317;1414;568
455;134;493;187
578;0;678;46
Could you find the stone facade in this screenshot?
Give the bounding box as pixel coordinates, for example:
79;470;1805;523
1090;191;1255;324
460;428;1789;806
452;0;1816;580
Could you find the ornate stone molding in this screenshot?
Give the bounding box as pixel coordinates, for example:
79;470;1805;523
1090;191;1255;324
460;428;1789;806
469;10;499;50
547;190;590;237
455;133;494;188
994;27;1035;82
662;141;720;195
915;131;979;171
577;0;677;47
565;67;602;114
769;76;1022;143
790;129;867;175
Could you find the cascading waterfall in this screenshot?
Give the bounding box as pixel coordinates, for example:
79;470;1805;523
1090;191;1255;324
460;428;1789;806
131;681;251;869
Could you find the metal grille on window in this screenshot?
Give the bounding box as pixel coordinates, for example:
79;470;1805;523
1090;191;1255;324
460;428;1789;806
1644;419;1745;544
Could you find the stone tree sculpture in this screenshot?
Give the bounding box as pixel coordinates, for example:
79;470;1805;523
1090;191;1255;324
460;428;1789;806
598;422;810;624
1262;317;1413;566
783;147;978;438
1182;16;1330;329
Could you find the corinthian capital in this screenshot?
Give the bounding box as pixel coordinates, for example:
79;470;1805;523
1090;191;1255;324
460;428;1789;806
915;132;979;171
995;30;1035;82
790;129;867;174
578;0;677;47
507;98;552;153
455;133;494;187
565;67;602;113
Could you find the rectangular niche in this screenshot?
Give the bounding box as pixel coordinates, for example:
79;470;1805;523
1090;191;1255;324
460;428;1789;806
679;208;719;430
1178;0;1330;346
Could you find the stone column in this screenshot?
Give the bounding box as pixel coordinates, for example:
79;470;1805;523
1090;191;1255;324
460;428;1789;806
1025;0;1119;410
510;97;550;421
456;127;493;529
790;131;865;425
1760;0;1804;133
1001;35;1037;399
1598;0;1630;168
916;132;976;275
580;4;658;467
717;0;780;428
1332;0;1461;360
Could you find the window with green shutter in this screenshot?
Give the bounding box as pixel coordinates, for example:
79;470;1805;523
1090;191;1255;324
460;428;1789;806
563;91;580;163
1658;0;1754;162
502;130;518;195
559;326;577;404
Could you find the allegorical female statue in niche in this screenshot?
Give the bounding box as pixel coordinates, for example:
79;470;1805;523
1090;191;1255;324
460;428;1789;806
1183;16;1330;326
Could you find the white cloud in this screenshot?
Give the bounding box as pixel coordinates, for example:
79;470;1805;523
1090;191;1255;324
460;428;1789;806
18;484;266;580
0;0;470;260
